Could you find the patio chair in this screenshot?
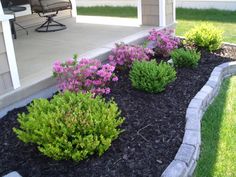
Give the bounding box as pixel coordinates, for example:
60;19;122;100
29;0;72;32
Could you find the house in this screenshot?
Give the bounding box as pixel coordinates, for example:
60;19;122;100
0;0;176;116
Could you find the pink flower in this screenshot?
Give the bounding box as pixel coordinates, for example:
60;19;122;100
89;65;98;71
108;43;154;67
93;80;102;86
66;58;74;65
54;60;61;66
147;29;180;57
105;88;111;94
53;57;117;96
112;76;118;82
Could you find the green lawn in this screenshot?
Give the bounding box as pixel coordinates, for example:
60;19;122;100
194;76;236;177
77;6;137;18
76;7;236;43
176;8;236;43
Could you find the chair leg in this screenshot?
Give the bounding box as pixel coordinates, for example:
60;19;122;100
14;22;29;36
35;15;67;32
10;20;17;39
38;20;50;29
51;19;66;27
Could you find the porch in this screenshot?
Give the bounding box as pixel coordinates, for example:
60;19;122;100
14;17;151;88
0;16;157;116
0;0;176;117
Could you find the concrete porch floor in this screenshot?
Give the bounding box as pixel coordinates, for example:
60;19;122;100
13;17;151;87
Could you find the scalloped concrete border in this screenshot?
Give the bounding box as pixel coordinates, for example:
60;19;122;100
161;61;236;177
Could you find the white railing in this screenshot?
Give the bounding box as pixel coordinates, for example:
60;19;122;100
0;2;20;90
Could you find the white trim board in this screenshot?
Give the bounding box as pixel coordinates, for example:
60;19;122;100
137;0;142;25
173;0;176;23
159;0;166;27
0;1;4;15
76;15;140;27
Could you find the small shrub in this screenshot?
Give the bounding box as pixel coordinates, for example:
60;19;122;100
185;23;223;51
53;55;118;95
129;60;176;93
147;29;180;57
13;91;124;162
108;43;154;67
171;48;201;68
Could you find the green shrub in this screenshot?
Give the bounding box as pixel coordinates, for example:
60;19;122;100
171;48;201;68
185;23;223;51
13;91;124;162
129;60;176;93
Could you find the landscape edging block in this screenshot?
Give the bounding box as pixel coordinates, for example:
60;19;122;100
162;61;236;177
174;144;195;166
183;129;201;146
188;99;203;110
161;160;187;177
3;171;22;177
185;116;201;132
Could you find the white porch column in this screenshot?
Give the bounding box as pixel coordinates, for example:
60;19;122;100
0;2;20;89
0;2;3;14
173;0;176;23
137;0;142;25
70;0;77;17
159;0;166;27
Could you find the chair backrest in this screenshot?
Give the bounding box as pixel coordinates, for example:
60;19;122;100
29;0;71;13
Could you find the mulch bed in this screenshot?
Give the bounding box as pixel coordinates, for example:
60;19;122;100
0;45;236;177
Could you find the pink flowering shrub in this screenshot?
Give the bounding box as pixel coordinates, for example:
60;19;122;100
147;29;180;57
53;55;118;95
108;43;154;67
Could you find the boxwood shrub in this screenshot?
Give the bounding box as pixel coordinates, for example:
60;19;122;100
171;48;201;68
129;60;176;93
185;23;223;51
13;91;124;162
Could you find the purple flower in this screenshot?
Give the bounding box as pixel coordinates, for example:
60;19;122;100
147;29;180;57
112;76;118;82
108;43;154;67
53;57;118;96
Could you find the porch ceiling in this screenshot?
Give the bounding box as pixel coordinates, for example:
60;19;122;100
13;18;151;87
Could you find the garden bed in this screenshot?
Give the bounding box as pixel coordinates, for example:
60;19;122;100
0;45;236;177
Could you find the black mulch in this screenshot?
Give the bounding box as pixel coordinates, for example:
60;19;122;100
0;45;236;177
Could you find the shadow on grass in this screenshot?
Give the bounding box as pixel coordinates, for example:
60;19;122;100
194;78;231;177
177;8;236;23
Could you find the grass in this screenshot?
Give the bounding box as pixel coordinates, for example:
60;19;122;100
77;6;137;18
194;76;236;177
176;8;236;43
76;6;236;43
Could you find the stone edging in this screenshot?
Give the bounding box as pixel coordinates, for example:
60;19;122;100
161;61;236;177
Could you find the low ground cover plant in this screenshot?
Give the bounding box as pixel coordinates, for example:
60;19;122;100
53;55;118;95
14;91;124;162
171;48;201;68
185;23;223;51
108;43;154;67
129;60;176;93
147;29;180;57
